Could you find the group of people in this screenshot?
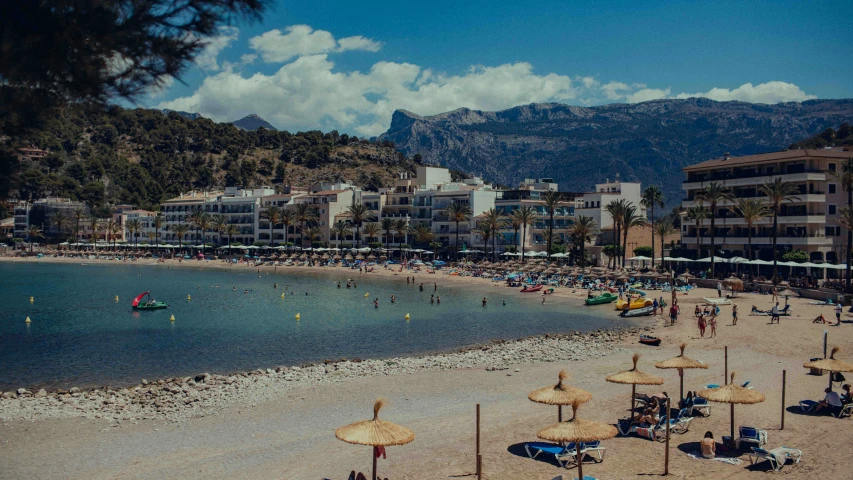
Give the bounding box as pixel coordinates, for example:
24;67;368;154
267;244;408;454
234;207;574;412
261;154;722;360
693;304;720;338
813;384;852;416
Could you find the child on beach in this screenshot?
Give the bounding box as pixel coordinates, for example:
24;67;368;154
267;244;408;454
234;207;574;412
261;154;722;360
732;304;738;325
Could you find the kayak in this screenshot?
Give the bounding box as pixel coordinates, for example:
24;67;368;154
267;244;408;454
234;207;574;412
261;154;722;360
133;301;169;310
621;306;655;317
615;297;653;310
585;292;618;305
639;334;661;346
520;285;543;293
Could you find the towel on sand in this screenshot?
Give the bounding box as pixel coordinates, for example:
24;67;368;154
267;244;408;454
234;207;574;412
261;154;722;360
687;452;743;465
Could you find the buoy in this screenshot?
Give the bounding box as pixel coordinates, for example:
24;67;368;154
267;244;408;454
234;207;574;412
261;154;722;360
170;314;175;322
30;296;34;303
364;293;369;298
281;293;285;298
25;316;31;324
295;313;301;320
187;295;191;301
405;313;410;320
115;295;119;302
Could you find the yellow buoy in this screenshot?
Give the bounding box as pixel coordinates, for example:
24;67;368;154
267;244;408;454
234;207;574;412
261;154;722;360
115;295;119;302
364;293;369;298
170;314;175;322
187;295;191;301
405;313;410;320
30;296;34;303
295;313;301;320
281;293;285;298
25;316;31;324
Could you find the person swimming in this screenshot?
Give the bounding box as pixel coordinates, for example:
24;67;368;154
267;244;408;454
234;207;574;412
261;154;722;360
430;294;435;304
436;296;441;305
337;281;341;288
274;283;278;289
390;295;396;303
373;298;379;308
482;297;487;307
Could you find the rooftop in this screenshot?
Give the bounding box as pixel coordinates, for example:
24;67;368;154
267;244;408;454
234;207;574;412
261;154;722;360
684;148;853;171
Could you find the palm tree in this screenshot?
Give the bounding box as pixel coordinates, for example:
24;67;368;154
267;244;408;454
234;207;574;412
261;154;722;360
211;215;228;250
261;205;282;248
394;219;408;258
153;214;164;250
88;216;100;246
225;223;239;254
652;218;677;270
410;222;433;248
543;190;562;260
281;208;296;245
605;199;628;267
73;207;86;243
125;218;141;249
105;218;117;250
362;221;381;245
331;220;352;248
27;225;43;252
684;205;709;259
830;158;853;292
52;211;67;244
621;203;647;268
515;205;537;261
146;231;156;245
641;185;666;268
473;220;492;258
188;207;204;246
171;223;189;253
347;203;373;249
446;201;473;261
196;213;212;254
759;178;801;285
109;221;121;250
732;198;770;272
571;216;598;269
481;208;503;261
380;218;394;251
507;209;523;253
695;182;734;277
294;203;317;249
305;226;324;247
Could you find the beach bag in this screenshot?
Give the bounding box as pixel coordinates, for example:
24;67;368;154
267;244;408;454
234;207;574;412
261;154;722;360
832;372;846;383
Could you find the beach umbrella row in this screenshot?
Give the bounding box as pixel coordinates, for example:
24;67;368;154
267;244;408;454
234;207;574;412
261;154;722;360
655;343;708;402
606;354;664;415
528;370;591;421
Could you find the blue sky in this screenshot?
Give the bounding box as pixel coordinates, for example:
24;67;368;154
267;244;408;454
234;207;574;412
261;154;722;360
152;0;852;136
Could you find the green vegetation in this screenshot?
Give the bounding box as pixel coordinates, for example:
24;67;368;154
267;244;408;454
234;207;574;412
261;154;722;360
782;249;809;263
790;124;853;149
1;104;421;210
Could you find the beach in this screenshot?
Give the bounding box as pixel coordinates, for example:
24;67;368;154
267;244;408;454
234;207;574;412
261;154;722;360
1;256;852;479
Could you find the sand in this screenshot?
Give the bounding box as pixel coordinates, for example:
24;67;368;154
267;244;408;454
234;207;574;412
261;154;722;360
1;256;852;479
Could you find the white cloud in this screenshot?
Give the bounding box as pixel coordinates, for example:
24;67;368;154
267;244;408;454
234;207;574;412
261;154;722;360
674;81;816;103
249;25;381;63
195;26;239;71
157;25;819;136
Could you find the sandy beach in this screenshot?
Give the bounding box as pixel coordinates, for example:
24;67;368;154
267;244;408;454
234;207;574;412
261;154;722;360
1;256;852;479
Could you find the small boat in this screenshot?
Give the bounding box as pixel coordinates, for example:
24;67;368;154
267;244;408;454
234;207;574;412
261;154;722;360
520;285;543;293
639;334;661;346
620;306;655;317
585;292;618;305
132;291;169;310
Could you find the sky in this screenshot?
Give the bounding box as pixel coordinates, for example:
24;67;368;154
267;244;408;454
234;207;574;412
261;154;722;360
151;0;853;137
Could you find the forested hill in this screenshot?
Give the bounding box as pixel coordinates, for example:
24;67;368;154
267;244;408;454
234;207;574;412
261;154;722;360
1;105;420;213
791;123;853;149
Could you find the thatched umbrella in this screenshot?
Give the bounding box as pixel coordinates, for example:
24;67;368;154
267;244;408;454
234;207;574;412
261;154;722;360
537;401;617;479
335;399;415;480
722;276;743;292
776;288;798;298
804;346;853;390
698;372;765;439
528;370;592;421
655;343;709;402
606;354;665;415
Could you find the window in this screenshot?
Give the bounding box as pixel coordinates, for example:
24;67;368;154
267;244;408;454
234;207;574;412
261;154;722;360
829;205;837;215
829;163;837;172
829;184;837;194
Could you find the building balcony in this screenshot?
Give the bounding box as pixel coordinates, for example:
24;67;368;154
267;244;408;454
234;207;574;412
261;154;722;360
689;215;827;226
682;193;826;208
683;171;826;190
682;235;834;246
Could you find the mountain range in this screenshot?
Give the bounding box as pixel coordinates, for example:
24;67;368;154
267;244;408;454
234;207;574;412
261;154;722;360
379;98;853;207
231;114;277;131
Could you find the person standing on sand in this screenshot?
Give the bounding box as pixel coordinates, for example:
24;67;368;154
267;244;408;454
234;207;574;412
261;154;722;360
732;303;738;326
669;302;680;326
836;302;843;326
771;302;780;324
652;298;659;315
698;314;706;338
717;282;722;298
709;313;717;338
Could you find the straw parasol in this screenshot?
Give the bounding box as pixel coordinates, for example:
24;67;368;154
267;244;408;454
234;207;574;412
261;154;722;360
335;399;415;480
606;354;664;415
536;401;617;479
528;370;592;421
804;346;853;390
698;372;765;439
722;276;744;292
776;288;798;298
655;343;708;402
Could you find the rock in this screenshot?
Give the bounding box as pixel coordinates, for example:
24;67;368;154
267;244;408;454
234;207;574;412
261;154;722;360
2;392;16;399
16;388;27;395
35;388;47;398
142;379;149;385
70;387;81;394
194;373;210;383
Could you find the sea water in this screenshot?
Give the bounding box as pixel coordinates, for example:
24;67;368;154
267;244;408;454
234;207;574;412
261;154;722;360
0;262;628;389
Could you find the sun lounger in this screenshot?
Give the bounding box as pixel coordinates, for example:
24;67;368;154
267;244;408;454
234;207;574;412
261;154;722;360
689;397;711;417
558;441;607;466
735;426;767;449
748;447;802;471
798;400;818;413
525;442;575;464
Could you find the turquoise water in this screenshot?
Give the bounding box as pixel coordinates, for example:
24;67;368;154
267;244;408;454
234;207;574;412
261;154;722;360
0;262;624;389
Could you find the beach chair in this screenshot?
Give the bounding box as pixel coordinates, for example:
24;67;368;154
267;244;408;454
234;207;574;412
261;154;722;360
689;397;711;417
798;399;818;413
735;426;768;449
748;447;802;471
835;403;853;418
525;442;575;465
557;441;607;466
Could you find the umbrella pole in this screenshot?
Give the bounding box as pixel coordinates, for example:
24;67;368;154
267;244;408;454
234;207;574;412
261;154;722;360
730;404;735;440
577;447;583;480
373;446;377;480
679;369;684;406
631;384;636;416
558;404;562;422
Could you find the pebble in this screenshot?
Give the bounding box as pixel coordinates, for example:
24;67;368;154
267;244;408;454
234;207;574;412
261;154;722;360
0;327;642;423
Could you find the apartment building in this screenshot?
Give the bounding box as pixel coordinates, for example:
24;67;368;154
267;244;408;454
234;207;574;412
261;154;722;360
681;148;853;263
13;197;88;239
495;189;578;251
574;179;645;230
424;187;499;249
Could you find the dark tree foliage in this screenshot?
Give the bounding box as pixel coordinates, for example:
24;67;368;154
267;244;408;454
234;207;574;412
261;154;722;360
0;0;268;133
791;123;853;149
